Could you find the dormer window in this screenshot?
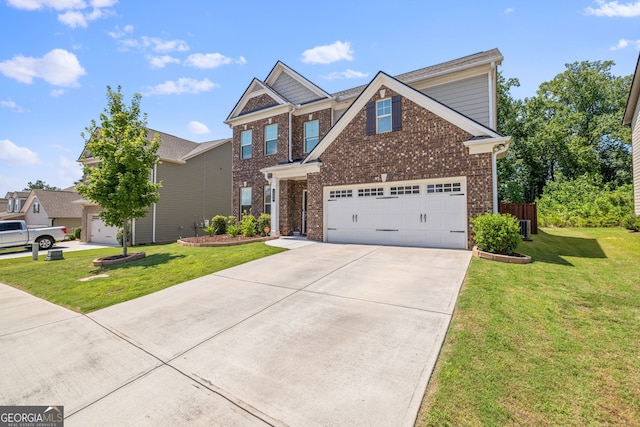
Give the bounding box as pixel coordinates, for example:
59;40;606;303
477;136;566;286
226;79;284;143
33;202;40;213
7;199;12;212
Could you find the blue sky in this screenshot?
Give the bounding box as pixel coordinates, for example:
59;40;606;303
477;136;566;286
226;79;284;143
1;0;639;196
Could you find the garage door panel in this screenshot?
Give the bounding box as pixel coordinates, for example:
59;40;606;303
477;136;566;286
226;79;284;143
326;179;467;249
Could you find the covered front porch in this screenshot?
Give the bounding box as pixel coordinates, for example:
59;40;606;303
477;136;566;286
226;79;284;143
261;161;320;238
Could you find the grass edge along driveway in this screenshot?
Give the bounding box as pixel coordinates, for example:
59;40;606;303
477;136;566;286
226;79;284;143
417;227;640;426
0;242;286;313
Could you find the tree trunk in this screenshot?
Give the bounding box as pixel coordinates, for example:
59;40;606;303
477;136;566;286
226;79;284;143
122;219;128;257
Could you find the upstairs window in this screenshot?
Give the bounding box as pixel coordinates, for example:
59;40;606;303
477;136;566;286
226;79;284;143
376;99;392;133
7;199;12;212
241;130;252;159
304;120;319;153
265;124;278;155
33;202;40;213
366;95;402;135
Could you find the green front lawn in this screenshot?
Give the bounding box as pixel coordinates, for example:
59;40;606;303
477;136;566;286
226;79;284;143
418;227;640;426
0;243;285;313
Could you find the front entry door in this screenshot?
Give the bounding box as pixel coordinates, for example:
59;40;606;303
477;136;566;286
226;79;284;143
302;190;308;235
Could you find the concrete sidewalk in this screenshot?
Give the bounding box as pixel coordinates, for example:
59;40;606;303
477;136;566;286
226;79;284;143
0;241;471;426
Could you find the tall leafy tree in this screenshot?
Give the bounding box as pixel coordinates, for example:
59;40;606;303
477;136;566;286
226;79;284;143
497;61;632;203
24;180;60;191
77;85;160;256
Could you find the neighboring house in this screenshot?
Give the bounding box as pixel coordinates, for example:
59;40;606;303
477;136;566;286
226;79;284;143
77;130;232;245
22;189;82;232
1;191;30;220
1;189;81;232
0;198;7;213
623;52;640;215
225;49;511;249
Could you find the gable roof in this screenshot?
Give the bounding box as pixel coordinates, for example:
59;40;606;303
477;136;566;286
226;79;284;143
333;49;503;101
225;78;292;121
265;61;331;104
79;129;229;165
30;189;83;218
623;51;640;126
304;71;507;163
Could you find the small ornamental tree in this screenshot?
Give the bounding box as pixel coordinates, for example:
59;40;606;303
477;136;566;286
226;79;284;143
77;85;160;257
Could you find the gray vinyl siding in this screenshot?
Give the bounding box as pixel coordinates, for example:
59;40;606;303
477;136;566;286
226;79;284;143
272;73;319;104
632;100;640;215
421;74;490;128
133;142;232;244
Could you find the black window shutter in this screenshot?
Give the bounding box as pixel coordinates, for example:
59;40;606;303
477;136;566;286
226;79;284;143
392;95;402;131
365;101;375;136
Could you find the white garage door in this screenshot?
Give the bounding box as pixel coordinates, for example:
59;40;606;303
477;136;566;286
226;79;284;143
90;215;118;245
325;178;468;249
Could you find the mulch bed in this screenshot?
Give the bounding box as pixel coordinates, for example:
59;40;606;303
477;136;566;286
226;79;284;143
178;234;277;247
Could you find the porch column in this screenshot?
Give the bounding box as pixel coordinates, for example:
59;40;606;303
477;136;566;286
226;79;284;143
271;177;280;236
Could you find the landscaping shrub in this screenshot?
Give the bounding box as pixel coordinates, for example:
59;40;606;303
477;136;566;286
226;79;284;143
66;234;76;241
74;227;82;239
537;175;633;227
212;215;227;235
240;214;257;237
203;224;214;236
471;213;521;255
116;226;132;247
257;213;271;236
227;216;238;227
227;224;240;237
622;213;640;232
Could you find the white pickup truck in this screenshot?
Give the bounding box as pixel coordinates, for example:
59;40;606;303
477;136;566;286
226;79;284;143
0;220;67;250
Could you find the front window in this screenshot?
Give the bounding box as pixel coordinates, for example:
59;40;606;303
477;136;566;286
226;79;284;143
241;130;252;159
264;185;271;215
265;124;278;155
376;99;392;133
240;187;252;215
304;120;319;153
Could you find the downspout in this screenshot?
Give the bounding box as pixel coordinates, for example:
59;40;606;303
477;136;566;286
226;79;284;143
152;163;157;243
288;107;293;162
492;143;509;213
489;61;496;130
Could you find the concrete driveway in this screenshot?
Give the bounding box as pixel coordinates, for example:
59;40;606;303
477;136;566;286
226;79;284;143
0;241;471;426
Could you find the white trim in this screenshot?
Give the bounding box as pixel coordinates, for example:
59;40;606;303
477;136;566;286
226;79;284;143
225;79;290;124
265;61;331;100
304;72;503;163
260;161;321;180
226;104;293;127
463;136;511;156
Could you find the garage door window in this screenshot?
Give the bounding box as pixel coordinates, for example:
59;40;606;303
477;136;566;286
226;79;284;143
427;182;461;193
390;185;420;195
329;189;353;199
358;187;384;197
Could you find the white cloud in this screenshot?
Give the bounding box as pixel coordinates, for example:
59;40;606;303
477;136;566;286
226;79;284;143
7;0;86;11
0;49;86;87
610;38;640;49
118;36;189;53
323;69;369;80
187;121;211;134
585;1;640;17
149;55;180;69
143;78;218;95
1;99;26;112
8;0;117;27
504;7;515;14
57;155;83;184
108;24;134;39
0;139;40;165
184;53;246;69
50;88;65;96
302;41;354;64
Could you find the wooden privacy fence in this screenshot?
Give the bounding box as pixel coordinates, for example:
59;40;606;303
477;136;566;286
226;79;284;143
499;203;538;234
